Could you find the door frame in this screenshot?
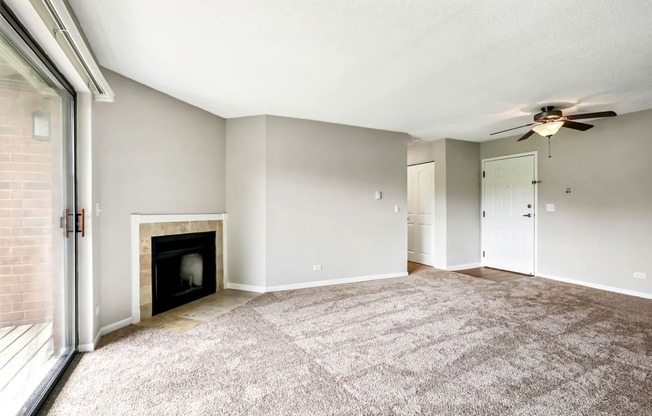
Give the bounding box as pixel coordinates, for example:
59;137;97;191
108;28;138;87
480;151;539;275
0;4;78;416
407;161;435;266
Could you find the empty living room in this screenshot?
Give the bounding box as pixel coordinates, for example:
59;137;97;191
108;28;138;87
1;1;651;415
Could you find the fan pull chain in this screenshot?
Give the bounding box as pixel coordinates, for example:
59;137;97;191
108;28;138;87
548;136;552;158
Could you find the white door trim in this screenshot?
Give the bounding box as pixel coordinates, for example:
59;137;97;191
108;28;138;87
480;151;538;275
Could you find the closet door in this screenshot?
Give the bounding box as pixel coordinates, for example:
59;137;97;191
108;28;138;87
407;162;435;266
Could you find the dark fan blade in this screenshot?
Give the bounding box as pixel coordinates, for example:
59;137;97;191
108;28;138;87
517;129;536;142
562;120;593;131
565;111;617;120
490;123;535;135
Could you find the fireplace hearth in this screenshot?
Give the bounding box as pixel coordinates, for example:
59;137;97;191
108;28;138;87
151;231;216;315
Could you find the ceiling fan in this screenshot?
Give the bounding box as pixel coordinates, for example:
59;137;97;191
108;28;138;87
491;106;617;141
490;106;617;157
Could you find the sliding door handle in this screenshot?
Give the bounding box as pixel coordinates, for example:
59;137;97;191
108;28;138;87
79;208;85;237
75;209;85;237
64;208;74;238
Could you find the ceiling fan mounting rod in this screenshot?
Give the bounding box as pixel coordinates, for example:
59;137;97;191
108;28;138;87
534;106;563;122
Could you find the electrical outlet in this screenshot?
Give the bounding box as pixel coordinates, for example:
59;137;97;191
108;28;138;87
546;204;555;212
633;272;646;279
313;265;322;271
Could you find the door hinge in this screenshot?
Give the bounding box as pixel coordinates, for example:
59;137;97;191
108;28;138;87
482;211;485;218
482;171;485;178
482;251;485;257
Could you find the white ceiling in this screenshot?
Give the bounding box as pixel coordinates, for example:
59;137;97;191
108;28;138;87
67;0;652;142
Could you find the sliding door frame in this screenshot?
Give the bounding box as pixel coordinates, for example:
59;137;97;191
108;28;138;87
0;4;78;415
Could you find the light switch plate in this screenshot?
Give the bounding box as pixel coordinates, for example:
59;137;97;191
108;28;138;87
546;204;555;212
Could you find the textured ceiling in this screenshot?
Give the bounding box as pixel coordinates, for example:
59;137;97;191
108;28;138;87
67;0;652;142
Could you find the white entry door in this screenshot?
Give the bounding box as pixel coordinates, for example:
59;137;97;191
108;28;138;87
407;162;435;265
482;155;536;275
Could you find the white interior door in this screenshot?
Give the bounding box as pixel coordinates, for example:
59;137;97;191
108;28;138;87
482;155;535;275
407;162;435;266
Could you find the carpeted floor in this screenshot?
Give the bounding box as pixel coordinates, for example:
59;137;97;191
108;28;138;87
42;268;652;415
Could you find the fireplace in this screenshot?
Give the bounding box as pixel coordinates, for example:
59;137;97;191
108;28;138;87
131;214;224;322
151;231;217;315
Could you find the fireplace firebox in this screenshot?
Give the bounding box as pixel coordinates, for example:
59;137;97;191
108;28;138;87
151;231;216;315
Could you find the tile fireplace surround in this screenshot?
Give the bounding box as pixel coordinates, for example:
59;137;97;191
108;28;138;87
130;214;225;323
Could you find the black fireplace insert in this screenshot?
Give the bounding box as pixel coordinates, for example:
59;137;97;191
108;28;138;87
151;231;216;315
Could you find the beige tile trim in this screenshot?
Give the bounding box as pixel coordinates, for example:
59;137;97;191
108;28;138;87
131;214;226;323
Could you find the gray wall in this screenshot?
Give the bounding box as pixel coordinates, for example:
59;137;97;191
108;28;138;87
225;116;267;289
407;139;481;268
481;109;652;295
94;68;226;326
445;139;481;266
265;116;408;286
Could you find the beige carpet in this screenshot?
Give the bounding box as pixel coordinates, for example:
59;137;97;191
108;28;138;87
42;269;652;415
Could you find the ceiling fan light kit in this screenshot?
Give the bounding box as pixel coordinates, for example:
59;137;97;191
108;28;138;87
532;121;564;137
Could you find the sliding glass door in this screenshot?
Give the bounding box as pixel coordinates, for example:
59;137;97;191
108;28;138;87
0;9;76;416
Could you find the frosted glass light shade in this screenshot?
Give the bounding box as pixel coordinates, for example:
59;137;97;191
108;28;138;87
533;121;564;137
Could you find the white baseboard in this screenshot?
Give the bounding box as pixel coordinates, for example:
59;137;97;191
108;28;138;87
78;326;102;353
78;341;96;353
265;272;407;292
537;273;652;300
446;263;482;271
225;282;266;293
131;308;141;324
79;316;133;352
431;263;481;271
99;316;133;336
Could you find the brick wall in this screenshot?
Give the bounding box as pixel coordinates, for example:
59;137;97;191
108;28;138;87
0;87;62;327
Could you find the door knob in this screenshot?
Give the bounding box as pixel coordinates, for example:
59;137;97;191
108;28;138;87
522;213;532;217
